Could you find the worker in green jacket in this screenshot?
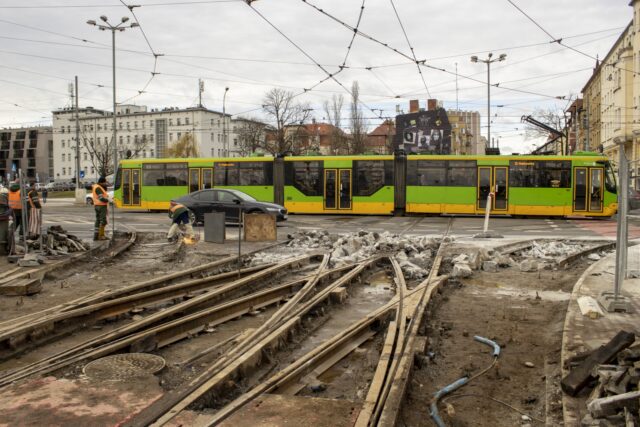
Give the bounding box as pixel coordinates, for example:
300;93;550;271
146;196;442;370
167;203;195;242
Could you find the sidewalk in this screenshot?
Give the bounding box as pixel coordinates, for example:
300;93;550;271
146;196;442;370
561;244;640;425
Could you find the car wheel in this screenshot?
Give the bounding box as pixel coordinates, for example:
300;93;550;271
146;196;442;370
188;211;197;224
86;199;93;205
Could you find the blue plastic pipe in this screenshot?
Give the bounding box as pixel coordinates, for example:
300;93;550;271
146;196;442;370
429;377;468;427
429;336;501;426
473;335;501;357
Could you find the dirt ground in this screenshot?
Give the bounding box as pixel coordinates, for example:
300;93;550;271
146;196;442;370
400;260;590;427
0;234;601;426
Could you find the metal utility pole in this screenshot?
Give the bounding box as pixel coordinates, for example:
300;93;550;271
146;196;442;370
223;87;229;157
599;139;632;312
87;15;138;239
75;76;81;190
471;53;507;148
18;169;28;254
198;79;204;108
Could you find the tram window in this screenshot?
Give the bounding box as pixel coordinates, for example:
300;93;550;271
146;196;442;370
214;162;239;185
418;160;446;186
354;160;385;196
285;161;322;196
447;161;476;186
239;162;273;186
509;161;570;188
384;161;394;185
164;163;188;186
142;163;188;186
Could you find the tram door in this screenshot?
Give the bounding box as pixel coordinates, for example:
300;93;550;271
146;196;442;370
573;167;603;213
189;168;213;193
324;169;352;210
121;168;141;206
477;166;508;212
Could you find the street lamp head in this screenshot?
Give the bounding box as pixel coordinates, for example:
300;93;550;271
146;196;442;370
488;52;493;58
130;22;139;28
87;20;97;26
498;53;507;61
225;87;229;92
121;16;129;23
100;15;108;22
470;55;478;63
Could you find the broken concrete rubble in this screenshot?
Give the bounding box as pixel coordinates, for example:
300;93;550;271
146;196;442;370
519;240;590;262
451;263;473;278
481;261;498;272
254;230;442;278
519;259;539;272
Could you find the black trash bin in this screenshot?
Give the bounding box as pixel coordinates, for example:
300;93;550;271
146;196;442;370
0;193;10;255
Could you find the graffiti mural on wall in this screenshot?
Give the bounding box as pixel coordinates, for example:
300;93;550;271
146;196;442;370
392;108;452;154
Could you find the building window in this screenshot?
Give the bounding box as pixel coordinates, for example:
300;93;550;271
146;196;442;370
185;117;190;125
62;167;66;175
62;141;65;148
177;118;181;126
61;127;65;133
119;122;123;129
134;121;138;129
169;119;173;126
177;132;181;140
84;153;88;161
169;133;173;141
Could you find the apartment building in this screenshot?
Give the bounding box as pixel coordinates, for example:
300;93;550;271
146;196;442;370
0;126;53;185
447;110;482;155
51;105;263;182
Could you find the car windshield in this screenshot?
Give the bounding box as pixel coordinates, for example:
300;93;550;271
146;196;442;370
228;189;256;202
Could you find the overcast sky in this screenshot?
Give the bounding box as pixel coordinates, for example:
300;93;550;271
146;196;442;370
0;0;632;153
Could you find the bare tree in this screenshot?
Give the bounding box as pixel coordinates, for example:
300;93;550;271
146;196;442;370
79;117;152;177
235;118;267;156
323;94;348;154
262;88;312;155
80;132;113;178
166;133;199;158
349;81;366;154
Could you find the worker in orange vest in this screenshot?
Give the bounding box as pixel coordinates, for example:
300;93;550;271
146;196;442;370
7;181;24;238
92;176;110;241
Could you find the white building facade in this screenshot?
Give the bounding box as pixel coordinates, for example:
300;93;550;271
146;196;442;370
52;104;260;182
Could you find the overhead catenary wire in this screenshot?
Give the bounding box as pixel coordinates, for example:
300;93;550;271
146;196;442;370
389;0;431;98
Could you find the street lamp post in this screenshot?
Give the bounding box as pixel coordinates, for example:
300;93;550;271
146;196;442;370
87;15;138;239
222;87;229;157
471;53;507;150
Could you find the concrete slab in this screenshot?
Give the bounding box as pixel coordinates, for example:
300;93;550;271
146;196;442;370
0;375;163;427
218;394;360;427
561;245;640;425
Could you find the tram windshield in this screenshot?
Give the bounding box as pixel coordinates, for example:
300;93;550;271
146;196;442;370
603;161;617;194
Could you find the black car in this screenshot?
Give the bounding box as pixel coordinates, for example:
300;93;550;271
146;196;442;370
171;188;288;224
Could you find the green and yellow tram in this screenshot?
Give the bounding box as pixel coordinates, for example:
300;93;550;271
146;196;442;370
114;152;617;218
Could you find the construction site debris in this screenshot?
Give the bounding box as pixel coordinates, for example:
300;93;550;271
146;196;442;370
519;240;590;262
519;259;539;272
577;296;605;319
561;331;636;397
481;261;498;272
253;230;442;278
451;263;473;278
43;225;90;254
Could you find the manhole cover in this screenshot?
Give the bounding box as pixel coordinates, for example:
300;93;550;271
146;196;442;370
83;353;165;381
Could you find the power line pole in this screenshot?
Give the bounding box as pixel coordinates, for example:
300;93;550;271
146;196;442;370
75;76;81;190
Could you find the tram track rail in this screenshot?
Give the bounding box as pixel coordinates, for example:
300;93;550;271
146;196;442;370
0;254;316;388
129;219;455;426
